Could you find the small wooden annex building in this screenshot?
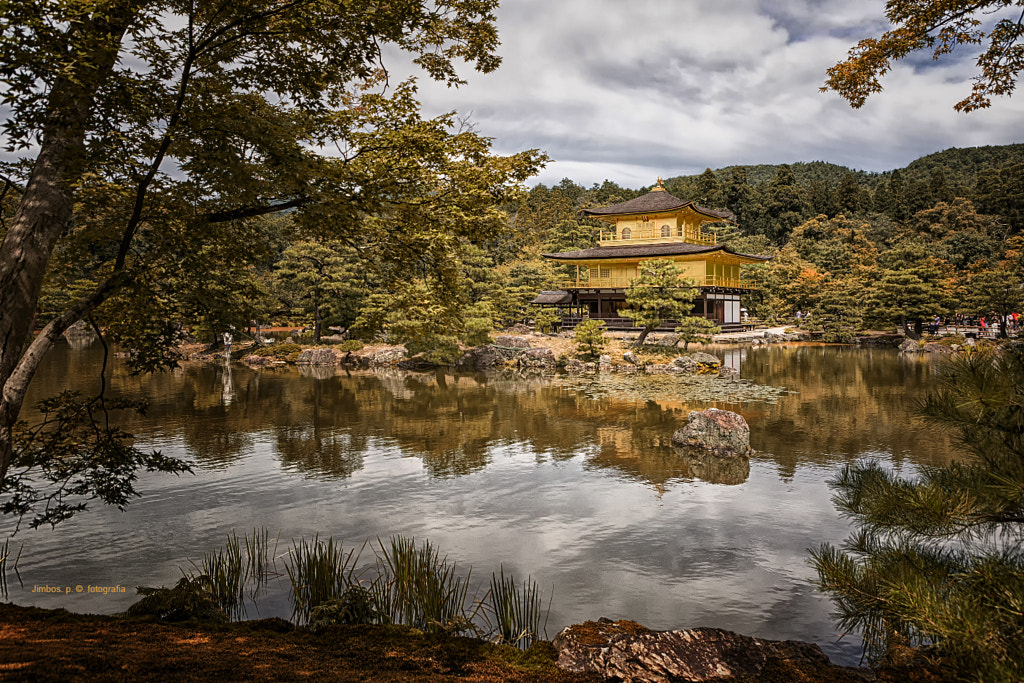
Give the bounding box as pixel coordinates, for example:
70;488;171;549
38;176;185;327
534;180;769;332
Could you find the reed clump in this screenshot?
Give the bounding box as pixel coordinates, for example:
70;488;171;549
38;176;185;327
0;539;23;600
482;566;549;649
132;531;551;650
371;535;475;634
284;535;360;624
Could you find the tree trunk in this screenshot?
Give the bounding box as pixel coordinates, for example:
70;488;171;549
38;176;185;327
0;7;136;482
313;291;322;343
635;326;652;346
900;314;917;340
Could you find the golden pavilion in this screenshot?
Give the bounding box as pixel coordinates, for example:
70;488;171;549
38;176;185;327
535;180;769;331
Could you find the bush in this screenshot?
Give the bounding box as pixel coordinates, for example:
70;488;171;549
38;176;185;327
573;320;606;360
336;340;365;352
126;576;229;623
251;343;304;358
308;585;379;630
531;307;561;334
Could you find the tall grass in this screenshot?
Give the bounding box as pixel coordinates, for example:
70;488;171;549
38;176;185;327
198;531;245;617
244;526;279;598
191;528;278;619
284;535;361;624
159;529;553;646
372;535;476;634
1;539;23;600
482;566;550;649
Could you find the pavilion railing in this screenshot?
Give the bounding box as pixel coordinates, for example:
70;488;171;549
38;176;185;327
556;275;759;290
598;226;718;245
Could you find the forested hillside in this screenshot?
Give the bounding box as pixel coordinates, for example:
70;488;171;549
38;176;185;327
495;143;1024;341
17;144;1024;355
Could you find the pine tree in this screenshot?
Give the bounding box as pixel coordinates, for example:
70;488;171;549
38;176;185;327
867;239;952;338
694;168;723;208
837;171;865;215
674;317;720;351
811;346;1024;680
621;260;700;345
573;319;606;360
763;165;808;243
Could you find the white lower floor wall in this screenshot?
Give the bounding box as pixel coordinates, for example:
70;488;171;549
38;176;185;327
704;293;742;324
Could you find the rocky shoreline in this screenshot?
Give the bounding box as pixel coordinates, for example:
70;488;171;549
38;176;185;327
0;603;943;682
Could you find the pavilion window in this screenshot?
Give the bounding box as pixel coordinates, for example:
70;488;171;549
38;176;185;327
622;227;631;240
661;224;670;237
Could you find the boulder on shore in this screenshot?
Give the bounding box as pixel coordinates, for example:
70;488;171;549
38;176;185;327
493;335;531;349
553;618;874;682
370;348;407;366
898;338;919;353
519;347;556;368
689;352;722;368
295;348;341;365
671;408;751;456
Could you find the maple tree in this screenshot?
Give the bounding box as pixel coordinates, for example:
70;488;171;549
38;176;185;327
824;0;1024;111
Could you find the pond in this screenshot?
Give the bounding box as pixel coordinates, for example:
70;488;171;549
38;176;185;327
4;341;956;666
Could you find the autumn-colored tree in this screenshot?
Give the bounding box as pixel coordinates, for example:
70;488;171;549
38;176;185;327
824;1;1024;111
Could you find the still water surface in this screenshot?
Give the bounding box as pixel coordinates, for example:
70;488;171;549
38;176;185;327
7;342;955;665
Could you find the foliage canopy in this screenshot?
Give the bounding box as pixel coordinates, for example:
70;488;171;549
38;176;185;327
824;1;1024;111
0;0;544;521
812;346;1024;679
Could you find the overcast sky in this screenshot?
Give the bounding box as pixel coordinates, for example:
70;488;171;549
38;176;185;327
409;0;1024;188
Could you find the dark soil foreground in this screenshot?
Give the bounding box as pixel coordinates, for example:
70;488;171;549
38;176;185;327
0;604;945;682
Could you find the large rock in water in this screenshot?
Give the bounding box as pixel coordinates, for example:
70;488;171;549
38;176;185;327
553;618;872;682
671;408;751;456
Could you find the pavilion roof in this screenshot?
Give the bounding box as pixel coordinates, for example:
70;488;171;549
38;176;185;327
542;242;769;261
583;188;735;222
529;290;573;305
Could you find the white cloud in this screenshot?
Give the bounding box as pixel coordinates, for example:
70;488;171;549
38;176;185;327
407;0;1024;187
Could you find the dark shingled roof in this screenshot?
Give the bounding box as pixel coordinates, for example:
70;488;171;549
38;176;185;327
583;189;735;222
529;290;573;305
542;243;770;261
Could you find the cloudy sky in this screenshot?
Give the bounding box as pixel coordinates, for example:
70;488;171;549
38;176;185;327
409;0;1024;188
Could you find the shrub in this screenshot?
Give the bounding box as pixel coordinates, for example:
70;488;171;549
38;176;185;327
531;307;561;334
336;340;365;352
308;585;379;630
126;576;228;623
251;343;303;358
573;320;606;360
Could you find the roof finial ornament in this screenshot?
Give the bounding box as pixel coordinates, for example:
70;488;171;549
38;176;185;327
653;177;666;191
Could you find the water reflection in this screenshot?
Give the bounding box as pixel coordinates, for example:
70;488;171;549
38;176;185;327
23;342;955;489
11;340;960;667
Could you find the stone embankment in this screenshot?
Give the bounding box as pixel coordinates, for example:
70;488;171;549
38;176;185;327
237;334;737;376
